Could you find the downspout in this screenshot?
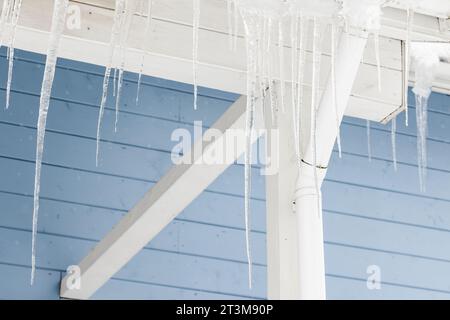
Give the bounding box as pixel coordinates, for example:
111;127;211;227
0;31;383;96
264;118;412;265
294;0;383;300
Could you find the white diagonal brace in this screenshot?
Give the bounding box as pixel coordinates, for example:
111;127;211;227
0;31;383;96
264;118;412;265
60;95;264;299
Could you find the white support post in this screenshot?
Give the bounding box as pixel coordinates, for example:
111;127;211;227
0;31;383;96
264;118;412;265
265;31;368;300
265;87;301;299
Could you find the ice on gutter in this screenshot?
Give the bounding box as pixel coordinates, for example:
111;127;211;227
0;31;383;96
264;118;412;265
410;42;450;191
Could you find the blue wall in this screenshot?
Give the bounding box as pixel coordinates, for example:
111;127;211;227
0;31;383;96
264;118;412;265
1;49;450;299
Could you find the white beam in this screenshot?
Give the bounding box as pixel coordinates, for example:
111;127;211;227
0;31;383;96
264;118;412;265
60;96;264;299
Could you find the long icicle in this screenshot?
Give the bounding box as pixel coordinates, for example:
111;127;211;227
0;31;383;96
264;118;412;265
114;1;136;132
114;49;125;132
374;31;381;92
416;94;428;192
112;66;118;97
278;19;285;112
239;6;260;289
136;0;153;106
5;0;23;110
96;0;127;166
311;17;323;218
192;0;200;110
290;12;300;158
331;22;342;158
31;0;69;285
295;16;307;158
404;8;414;126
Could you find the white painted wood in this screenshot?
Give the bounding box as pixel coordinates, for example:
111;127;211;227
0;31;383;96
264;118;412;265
59;95;264;299
295;33;369;300
264;86;301;299
0;0;418;122
1;1;448;122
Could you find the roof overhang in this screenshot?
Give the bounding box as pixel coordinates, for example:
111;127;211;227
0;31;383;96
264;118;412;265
5;0;449;123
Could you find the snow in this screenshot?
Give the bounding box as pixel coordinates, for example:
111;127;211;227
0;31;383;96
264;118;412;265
340;0;384;31
31;0;69;285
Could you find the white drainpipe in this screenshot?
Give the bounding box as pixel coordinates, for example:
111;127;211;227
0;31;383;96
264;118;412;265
294;31;369;299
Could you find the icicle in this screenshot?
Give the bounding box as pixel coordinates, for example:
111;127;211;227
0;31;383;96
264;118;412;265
192;0;200;110
415;94;428;192
404;8;414;127
112;66;118;97
243;94;255;290
115;59;125;132
366;119;372;162
295;16;307;157
96;0;135;165
278;19;285;112
244;41;254;290
31;0;69;285
5;0;22;110
136;0;153;106
373;31;381;93
238;5;264;289
331;22;342;158
391;117;397;171
311;17;323;218
5;47;14;109
114;2;136;132
290;13;297;105
290;12;300;158
409;42;449;192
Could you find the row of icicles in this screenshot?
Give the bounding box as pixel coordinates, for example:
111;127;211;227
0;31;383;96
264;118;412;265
0;0;436;287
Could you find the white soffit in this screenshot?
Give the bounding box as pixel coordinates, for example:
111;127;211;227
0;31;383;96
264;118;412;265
3;0;450;122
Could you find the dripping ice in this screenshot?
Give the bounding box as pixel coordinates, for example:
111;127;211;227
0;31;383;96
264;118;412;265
0;0;23;110
231;0;343;287
136;0;153;106
410;42;450;192
234;0;291;289
96;0;136;165
193;0;200;110
31;0;69;285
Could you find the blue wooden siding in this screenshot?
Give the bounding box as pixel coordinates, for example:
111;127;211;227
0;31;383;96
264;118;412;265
1;48;450;299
